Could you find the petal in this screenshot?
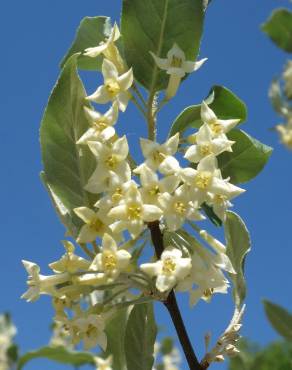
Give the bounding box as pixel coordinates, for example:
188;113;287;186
116;250;131;269
84;44;107;57
139;165;158;187
102;233;117;252
74;207;96;223
197;123;213;143
159;175;180;193
189;288;204;306
102;58;118;81
165;214;183;231
167;43;186;63
140;261;162;277
183;57;208;73
142;204;162;222
117;91;130;112
210;178;245;198
163;133;179;155
22;260;40;275
104;101;119;125
77;128;99;145
140;138;158;158
83;106;102;121
108;205;128;220
77;224;98;243
217;118;240;133
201;101;217;123
99;126;115;142
113;135;129;158
86;85;111;104
184;145;201;163
212;136;235;155
118;68;134;91
162;246;182;259
197;154;218;172
156;275;176;292
87;141;103;156
180;167;197;184
159;156;180;175
149;51;169;70
175;258;192;279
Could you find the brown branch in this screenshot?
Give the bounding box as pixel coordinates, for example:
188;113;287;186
148;221;204;370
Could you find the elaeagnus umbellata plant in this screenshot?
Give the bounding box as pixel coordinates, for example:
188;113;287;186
21;1;272;369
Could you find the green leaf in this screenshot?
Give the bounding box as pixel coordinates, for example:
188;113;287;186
262;9;292;53
125;303;157;370
224;211;251;307
104;309;128;370
17;346;95;370
121;0;204;91
169;85;247;136
61;17;112;70
201;203;222;227
218;129;273;184
7;344;18;363
263;300;292;341
40;54;96;238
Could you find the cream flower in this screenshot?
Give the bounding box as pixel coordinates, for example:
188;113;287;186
86;59;133;112
77;103;119;144
201;102;240;137
184;123;234;163
181;155;245;206
94;355;113;370
74;207;112;243
276;121;292;149
21;261;70;302
150;43;207;99
108;183;163;237
139;165;180;205
283;60;292;99
71;314;107;350
140;247;191;292
159;184;205;231
135;134;180;174
85;136;131;194
84;23;124;73
49;241;91;273
89;233;131;282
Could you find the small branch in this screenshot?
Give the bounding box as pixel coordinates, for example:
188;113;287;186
147;92;157;141
148;221;203;370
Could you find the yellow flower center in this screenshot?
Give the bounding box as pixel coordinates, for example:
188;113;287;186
86;324;98;338
127;205;142;220
94;119;108;131
209;120;223;135
170;56;183;68
89;217;104;232
105;155;118;169
103;252;117;271
111;187;123;203
149;185;160;196
203;288;214;299
162;258;176;274
174;201;186;215
105;80;120;97
152;150;165;164
187;134;197;144
195;171;212;189
214;194;227;204
200;144;212;156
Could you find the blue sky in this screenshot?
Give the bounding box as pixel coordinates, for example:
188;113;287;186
1;0;291;369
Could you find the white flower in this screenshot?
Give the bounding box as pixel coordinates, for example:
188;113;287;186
135;134;180;174
159;184;205;231
139;165;180;205
85;136;131;193
140;247;191;292
94;355;113;370
89;233;131;282
184;123;234;163
21;261;70;302
181;155;245;206
74;207;112;243
150;43;207;99
77;103;119;144
176;240;234;306
201;101;240;137
86;59;133;112
108;183;163;237
276;121;292;149
71;314;107;350
49;241;91;273
84;23;124;73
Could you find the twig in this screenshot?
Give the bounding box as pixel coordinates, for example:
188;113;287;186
148;221;203;370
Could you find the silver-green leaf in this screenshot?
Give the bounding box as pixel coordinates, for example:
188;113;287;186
125;303;157;370
263;300;292;341
225;211;251;307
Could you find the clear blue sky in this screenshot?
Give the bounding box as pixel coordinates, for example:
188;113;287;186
1;1;291;369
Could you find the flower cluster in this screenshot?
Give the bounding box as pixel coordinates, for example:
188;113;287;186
0;314;16;370
22;24;245;354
